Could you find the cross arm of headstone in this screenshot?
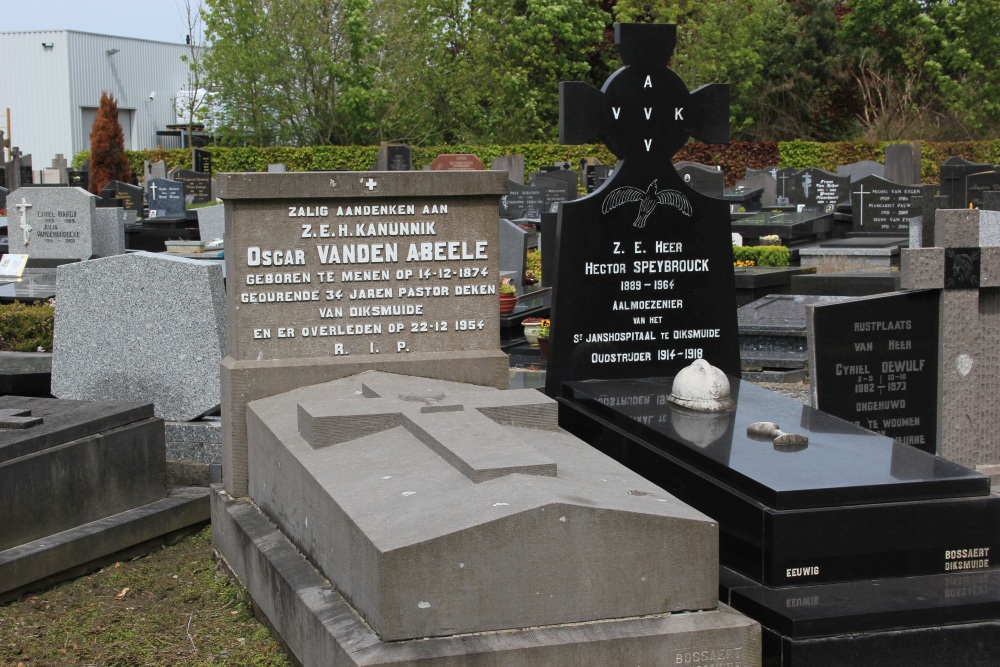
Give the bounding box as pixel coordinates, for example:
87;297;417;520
686;84;730;144
559;82;604;145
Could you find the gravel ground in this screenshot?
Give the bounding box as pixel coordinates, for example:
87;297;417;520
753;381;811;405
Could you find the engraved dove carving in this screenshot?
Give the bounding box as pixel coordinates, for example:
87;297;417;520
601;179;693;227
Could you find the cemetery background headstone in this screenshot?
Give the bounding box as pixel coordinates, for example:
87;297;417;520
51;251;226;421
430;153;485;170
528;169;578;212
266;164;287;173
217;170;510;498
739;167;779;207
885;142;921;185
965;169;1000;209
849;174;930;235
0;186;7;214
984;192;1000;211
836;159;884;182
786;168;851;211
490;154;525;185
499;181;546;220
196;203;225;245
193;148;213;175
583;162;613;193
773;167;799;206
100;180;143;218
175;169;212;204
675;160;725;198
92;207;127;257
145;159;167;182
547;22;738;396
7;186;96;261
374;143;413;172
146;178;185;217
939;156;992;209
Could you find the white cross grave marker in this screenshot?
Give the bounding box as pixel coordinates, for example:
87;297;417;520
15;198;32;245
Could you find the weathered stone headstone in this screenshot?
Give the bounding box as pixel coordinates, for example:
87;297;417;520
145;160;168;182
837;159;884;182
499;218;531;287
101;180;143;217
266;164;287;173
885;142;921;185
850;174;930;235
939;156;992;209
808;290;939;453
901;208;1000;467
147;178;185;217
175;169;212;204
965;169;1000;209
786;167;851;211
7;186;96;260
675;160;725;198
52;251;226;421
490;154;525;185
430;153;484;171
196;203;225;244
93;207;127;257
374;143;412;172
548;22;738;395
218;170;509;498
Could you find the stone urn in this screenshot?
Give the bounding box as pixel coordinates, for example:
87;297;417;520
522;319;543;347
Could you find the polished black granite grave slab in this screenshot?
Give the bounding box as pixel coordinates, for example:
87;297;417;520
731;211;835;244
558;378;999;585
720;566;1000;666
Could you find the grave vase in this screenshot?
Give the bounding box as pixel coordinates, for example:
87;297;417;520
499;293;518;314
522;320;543;347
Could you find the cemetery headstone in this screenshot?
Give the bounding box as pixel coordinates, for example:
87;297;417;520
146;160;168;182
266;164;287;173
939;156;992;209
774;167;799;206
0;186;7;213
786;167;850;211
547;22;738;396
196;203;225;244
7;186;96;260
984;192;1000;212
499;218;532;288
965;169;1000;209
175;169;212;204
430;153;485;171
584;163;613;192
499;181;546;219
101;180;143;217
901;208;1000;467
528;169;579;211
675;160;725;198
836;159;884;182
193;148;213;175
217;170;510;498
66;168;88;191
808;290;939;453
146;178;185;217
849;174;929;235
490;154;525;185
739;167;778;207
52;251;226;421
374;143;413;171
92;207;127;257
885;142;921;185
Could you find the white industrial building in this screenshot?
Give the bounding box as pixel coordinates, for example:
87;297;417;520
0;30;192;166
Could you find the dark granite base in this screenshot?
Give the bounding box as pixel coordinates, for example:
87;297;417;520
557;379;997;586
790;271;900;296
734;267;816;307
0;352;52;397
721;566;1000;667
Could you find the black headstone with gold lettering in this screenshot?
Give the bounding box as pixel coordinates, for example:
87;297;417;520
545;23;738;397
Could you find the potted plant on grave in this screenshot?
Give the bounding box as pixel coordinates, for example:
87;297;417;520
536;319;551;359
521;317;544;347
499;277;518;314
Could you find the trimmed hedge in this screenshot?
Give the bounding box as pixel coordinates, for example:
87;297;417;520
71;140;1000;188
732;245;791;268
0;301;55;352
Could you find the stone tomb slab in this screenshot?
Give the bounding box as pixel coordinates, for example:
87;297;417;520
558;377;1000;587
731;211;835;246
52;251;225;421
246;372;721;641
0;396;163;552
7;186;96;260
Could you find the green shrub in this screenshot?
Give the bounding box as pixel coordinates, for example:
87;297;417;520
0;301;55;352
732;245;790;268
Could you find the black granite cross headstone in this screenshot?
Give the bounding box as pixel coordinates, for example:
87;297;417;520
545;23;739;397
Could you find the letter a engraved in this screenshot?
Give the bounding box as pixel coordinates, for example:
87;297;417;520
612;107;621;120
675;108;684;120
644;107;653;120
644;75;652;88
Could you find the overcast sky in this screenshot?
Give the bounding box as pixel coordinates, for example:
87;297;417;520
3;0;192;44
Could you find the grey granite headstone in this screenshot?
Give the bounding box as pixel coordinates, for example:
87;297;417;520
491;155;525;185
52;252;226;420
92;207;127;257
837;159;884;182
499;218;529;287
739;167;778;207
984;192;1000;212
7;186;96;260
147;160;168;181
266;164;287;173
147;178;185;217
786;168;851;211
196;203;225;244
885;142;921;185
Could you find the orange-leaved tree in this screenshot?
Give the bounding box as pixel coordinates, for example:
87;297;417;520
89;92;131;194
